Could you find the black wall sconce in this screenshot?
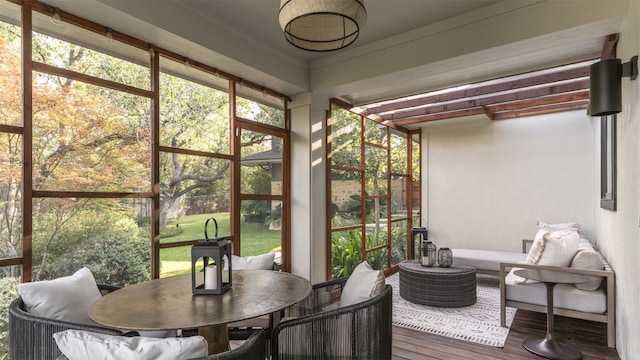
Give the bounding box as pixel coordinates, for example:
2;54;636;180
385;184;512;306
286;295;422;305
590;56;638;116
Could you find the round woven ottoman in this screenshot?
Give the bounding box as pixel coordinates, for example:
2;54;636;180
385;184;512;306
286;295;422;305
399;260;476;307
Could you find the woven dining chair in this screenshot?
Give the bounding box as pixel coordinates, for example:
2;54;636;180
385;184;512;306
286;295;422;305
270;277;393;360
8;284;126;360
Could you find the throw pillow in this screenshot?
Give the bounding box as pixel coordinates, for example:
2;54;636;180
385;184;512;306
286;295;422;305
228;252;275;270
340;261;385;307
525;229;549;265
515;229;580;284
570;241;605;291
537;221;581;232
535;229;580;267
17;267;101;325
53;330;208;360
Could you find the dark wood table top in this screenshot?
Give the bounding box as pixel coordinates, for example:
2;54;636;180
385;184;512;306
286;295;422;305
514;268;589;285
89;270;312;331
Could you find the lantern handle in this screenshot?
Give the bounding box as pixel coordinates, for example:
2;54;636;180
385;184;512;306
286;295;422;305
204;218;218;240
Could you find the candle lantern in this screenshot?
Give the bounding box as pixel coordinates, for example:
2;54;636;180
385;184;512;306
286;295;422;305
420;240;437;267
438;247;453;268
410;227;428;260
191;218;232;295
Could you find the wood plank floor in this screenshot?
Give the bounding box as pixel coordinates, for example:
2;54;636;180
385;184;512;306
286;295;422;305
393;309;620;359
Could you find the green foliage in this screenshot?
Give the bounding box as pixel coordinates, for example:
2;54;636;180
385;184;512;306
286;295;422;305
34;209;150;286
331;229;388;279
0;276;19;359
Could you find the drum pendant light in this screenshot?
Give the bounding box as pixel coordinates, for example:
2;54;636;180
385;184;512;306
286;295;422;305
279;0;367;52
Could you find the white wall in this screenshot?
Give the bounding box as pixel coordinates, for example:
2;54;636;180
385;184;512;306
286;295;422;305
597;1;640;357
422;110;595;252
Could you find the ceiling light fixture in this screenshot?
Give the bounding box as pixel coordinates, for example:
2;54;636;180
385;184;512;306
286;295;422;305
279;0;367;52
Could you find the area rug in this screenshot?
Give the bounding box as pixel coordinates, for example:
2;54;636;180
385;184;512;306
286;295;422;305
387;273;517;347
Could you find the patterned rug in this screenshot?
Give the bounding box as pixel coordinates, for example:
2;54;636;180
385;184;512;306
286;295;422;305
387;272;517;347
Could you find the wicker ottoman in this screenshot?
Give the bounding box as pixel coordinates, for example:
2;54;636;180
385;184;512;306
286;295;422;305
399;260;476;307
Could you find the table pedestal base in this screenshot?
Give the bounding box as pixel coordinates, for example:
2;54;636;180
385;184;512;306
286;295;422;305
199;324;230;355
523;336;582;360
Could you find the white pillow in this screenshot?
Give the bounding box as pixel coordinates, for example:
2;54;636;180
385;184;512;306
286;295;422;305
17;267;101;325
53;330;208;360
536;229;580;267
570;241;605;291
340;261;385;307
228;253;275;270
537;221;581;232
515;229;580;284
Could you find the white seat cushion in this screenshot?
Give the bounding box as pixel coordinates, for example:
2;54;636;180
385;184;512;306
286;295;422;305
505;269;606;313
53;330;208;360
17;267;102;325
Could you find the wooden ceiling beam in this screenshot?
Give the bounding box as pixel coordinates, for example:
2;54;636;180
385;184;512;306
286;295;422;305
365;63;593;114
382;79;589;122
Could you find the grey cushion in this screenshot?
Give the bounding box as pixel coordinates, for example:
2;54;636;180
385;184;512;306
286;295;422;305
452;248;527;272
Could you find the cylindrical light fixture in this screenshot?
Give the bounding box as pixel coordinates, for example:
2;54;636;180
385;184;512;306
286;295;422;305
590;59;622;116
279;0;367;52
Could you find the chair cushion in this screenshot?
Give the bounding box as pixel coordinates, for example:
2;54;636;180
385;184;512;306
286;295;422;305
340;261;385;307
53;330;208;360
227;253;275;270
17;267;101;325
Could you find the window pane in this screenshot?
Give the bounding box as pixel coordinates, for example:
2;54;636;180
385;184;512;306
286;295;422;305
391;176;409;220
365;118;387;145
0;20;22;126
366;248;388;271
159;152;231;237
331;229;362;278
391;220;408;265
412;133;421;182
236;86;285;128
364;145;388;195
331;170;362;228
330;108;361;168
0;133;22;262
390;131;408;175
32;198;151;286
159;246;191;278
32;73;151;192
32;31;150;90
160;69;231;154
240;131;282;196
240;200;281;258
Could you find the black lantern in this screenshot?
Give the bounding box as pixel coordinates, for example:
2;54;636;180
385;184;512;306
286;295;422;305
191;218;232;295
438;247;453;268
411;227;428;260
420;240;436;267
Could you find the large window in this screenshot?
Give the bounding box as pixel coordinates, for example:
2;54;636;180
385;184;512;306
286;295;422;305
0;3;290;355
327;102;420;278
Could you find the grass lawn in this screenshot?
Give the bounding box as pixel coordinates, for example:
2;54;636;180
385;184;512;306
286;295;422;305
160;213;280;277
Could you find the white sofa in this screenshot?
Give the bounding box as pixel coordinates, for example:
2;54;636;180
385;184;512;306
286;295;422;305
452;239;615;348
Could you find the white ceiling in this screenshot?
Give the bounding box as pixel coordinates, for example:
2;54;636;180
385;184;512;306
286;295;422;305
39;0;626;108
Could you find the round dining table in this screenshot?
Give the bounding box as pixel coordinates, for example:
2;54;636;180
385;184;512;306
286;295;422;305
89;270;312;355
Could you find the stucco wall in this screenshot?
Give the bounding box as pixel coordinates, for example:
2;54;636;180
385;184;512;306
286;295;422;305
422;110;595;252
598;1;640;357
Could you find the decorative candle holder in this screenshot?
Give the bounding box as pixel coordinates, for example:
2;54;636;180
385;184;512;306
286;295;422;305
438;247;453;268
191;218;232;295
420;240;437;267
